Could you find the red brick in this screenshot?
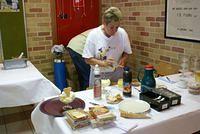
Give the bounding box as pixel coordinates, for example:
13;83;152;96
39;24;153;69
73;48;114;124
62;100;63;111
125;3;132;7
160;56;170;62
151;0;160;5
30;8;42;12
141;42;149;47
146;17;155;21
28;47;32;51
136;27;145;31
33;46;45;51
155;39;165;44
141;32;149;36
132;12;140;16
172;47;184;53
122;17;129;20
136;46;144;50
38;32;50;36
28;0;41;3
156;17;165;21
150;22;160;27
45;36;52;40
129;17;136;20
27;33;37;37
26;14;35;17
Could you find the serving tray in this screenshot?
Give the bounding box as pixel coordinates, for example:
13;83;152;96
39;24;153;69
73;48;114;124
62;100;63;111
39;97;85;117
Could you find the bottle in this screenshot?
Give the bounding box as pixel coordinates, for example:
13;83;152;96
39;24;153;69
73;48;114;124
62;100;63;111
138;64;156;93
93;64;102;100
123;66;132;97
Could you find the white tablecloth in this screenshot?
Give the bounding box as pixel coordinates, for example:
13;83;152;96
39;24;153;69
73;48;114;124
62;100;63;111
0;61;60;107
31;73;200;134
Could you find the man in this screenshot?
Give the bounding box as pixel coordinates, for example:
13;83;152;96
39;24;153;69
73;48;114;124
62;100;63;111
82;7;132;86
67;29;92;91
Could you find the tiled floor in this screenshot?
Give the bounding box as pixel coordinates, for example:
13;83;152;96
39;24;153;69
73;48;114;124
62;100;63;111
0;105;35;134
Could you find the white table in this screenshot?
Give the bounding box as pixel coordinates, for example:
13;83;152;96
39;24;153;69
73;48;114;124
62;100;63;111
31;73;200;134
0;61;60;108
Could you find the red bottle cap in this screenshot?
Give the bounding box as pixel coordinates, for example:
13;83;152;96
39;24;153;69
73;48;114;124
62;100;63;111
145;64;154;70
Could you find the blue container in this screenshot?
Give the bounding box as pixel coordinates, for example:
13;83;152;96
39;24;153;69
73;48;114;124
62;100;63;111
54;60;68;91
137;65;156;93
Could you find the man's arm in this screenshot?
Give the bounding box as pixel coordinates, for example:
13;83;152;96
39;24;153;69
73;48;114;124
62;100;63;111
85;57;115;67
118;52;130;67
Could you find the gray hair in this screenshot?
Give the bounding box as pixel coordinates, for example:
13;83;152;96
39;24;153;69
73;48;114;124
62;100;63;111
103;7;122;25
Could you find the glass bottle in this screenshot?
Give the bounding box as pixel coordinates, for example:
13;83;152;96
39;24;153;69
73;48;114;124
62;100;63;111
123;66;132;97
93;64;102;100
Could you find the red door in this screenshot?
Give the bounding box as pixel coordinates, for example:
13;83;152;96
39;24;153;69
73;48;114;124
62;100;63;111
55;0;99;45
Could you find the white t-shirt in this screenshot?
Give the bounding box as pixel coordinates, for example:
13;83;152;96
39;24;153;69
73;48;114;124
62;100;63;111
82;26;132;86
83;26;132;66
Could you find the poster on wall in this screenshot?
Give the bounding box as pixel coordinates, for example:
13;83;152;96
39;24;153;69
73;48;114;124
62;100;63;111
0;0;19;12
165;0;200;42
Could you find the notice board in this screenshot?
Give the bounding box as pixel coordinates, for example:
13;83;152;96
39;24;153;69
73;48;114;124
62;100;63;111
0;0;27;59
165;0;200;42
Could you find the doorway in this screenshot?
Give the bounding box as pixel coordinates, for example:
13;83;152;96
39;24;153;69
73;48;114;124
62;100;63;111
55;0;100;45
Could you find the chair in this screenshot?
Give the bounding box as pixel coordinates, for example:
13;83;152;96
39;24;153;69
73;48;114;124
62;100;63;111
155;61;179;76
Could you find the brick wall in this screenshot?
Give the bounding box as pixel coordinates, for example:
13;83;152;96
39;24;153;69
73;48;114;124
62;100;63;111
3;0;199;83
24;0;76;88
101;0;200;77
24;0;55;81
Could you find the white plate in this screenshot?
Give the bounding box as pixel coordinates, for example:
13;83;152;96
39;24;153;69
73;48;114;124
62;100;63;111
119;99;150;114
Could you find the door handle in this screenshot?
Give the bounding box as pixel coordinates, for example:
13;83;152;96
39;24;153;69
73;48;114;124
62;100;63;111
58;12;68;19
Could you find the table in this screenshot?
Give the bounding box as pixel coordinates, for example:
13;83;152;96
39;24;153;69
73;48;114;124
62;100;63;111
0;61;60;108
31;73;200;134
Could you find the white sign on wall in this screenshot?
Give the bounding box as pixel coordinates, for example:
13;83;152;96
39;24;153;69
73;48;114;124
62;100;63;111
165;0;200;42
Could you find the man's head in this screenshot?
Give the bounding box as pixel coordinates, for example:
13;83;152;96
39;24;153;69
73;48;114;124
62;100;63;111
102;7;122;37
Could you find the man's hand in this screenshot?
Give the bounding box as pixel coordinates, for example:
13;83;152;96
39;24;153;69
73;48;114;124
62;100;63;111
118;58;126;68
117;52;129;68
103;58;115;67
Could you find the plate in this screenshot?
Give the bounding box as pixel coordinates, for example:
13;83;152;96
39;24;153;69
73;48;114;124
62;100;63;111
119;99;150;114
39;97;85;117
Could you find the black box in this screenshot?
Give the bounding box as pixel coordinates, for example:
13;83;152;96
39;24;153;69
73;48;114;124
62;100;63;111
152;87;181;106
140;91;171;111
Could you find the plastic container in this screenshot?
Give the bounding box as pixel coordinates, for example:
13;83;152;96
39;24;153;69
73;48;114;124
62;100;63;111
54;59;68;91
